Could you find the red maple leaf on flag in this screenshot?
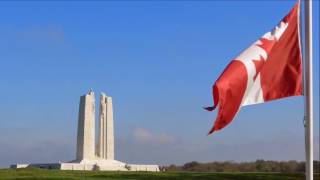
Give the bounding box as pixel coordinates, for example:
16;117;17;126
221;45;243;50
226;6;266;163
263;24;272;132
252;38;276;81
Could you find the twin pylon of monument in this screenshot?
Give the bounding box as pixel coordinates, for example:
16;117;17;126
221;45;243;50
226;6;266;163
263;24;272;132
76;89;114;162
11;89;160;171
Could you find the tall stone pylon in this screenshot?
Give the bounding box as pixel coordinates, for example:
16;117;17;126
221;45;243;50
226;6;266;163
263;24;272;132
76;89;95;161
98;93;114;160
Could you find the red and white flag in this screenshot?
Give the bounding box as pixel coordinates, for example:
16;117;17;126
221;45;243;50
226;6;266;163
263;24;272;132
206;2;302;134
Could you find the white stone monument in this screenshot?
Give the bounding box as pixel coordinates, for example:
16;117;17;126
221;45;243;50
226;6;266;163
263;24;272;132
76;90;96;161
98;93;114;160
11;89;160;172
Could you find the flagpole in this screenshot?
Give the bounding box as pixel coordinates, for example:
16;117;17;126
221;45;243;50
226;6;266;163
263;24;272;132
304;0;313;180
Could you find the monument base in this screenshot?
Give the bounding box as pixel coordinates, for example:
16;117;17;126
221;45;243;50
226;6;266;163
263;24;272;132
11;159;160;172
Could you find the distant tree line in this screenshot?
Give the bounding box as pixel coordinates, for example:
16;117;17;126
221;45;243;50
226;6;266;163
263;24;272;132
165;160;320;173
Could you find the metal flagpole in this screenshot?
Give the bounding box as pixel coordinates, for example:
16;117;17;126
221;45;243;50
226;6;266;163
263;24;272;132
304;0;313;180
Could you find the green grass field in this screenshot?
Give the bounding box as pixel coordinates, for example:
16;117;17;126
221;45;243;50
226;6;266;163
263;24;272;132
0;168;319;180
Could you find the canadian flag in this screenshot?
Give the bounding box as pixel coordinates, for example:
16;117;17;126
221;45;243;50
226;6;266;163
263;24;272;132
206;2;302;134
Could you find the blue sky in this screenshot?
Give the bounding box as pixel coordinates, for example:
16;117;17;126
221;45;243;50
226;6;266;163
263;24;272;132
0;1;318;167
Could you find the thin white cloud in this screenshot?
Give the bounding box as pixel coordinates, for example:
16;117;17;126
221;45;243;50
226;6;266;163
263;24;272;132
132;128;176;145
18;25;64;42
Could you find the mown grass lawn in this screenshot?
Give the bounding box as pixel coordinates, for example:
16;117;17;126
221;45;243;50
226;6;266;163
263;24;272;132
0;168;319;180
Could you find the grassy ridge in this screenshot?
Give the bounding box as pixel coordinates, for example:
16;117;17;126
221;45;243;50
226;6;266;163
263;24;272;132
0;168;319;180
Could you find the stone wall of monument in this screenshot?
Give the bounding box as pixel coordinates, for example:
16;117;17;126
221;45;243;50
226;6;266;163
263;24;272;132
76;91;95;161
